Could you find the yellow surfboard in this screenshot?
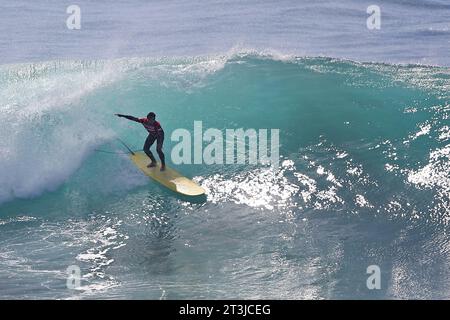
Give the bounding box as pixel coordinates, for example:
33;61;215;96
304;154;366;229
130;152;205;196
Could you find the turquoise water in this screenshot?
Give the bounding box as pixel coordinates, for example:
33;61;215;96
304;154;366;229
1;53;449;298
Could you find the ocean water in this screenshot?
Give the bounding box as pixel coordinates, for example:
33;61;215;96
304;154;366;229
0;1;450;299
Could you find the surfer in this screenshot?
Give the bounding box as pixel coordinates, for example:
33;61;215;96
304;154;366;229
115;112;166;171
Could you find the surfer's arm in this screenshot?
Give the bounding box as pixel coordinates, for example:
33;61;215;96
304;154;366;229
115;114;141;122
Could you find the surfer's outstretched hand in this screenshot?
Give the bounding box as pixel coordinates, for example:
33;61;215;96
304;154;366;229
115;113;124;117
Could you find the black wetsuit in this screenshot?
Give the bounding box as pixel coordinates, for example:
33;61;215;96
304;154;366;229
117;115;165;165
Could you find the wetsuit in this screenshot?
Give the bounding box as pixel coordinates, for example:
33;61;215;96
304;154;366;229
117;114;165;166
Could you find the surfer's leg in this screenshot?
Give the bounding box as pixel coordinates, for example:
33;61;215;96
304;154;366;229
156;132;166;170
143;134;157;167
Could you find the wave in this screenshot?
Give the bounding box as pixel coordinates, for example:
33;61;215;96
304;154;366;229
0;51;449;227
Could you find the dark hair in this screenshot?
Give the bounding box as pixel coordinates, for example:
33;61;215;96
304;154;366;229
147;112;156;119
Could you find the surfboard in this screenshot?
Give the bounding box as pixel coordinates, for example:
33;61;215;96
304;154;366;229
130;152;205;196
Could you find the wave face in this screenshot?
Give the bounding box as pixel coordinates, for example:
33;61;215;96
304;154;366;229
1;53;450;299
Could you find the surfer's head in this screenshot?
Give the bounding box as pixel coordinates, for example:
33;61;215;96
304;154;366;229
147;112;156;121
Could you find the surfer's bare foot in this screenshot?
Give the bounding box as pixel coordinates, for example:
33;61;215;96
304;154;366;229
147;162;157;168
160;164;166;171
